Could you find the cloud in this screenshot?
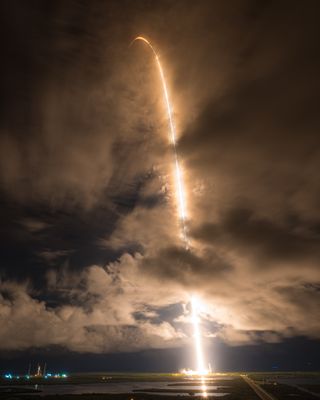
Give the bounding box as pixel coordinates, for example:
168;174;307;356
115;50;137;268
37;249;73;264
20;218;51;233
0;0;319;354
0;239;318;353
0;257;186;352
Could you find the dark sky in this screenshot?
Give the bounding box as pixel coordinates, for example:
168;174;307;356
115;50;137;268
0;0;320;373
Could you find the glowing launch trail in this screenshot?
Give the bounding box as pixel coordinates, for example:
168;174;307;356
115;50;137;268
191;297;207;375
132;36;188;247
132;36;207;378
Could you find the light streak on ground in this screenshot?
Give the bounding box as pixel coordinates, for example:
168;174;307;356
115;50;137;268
132;36;188;247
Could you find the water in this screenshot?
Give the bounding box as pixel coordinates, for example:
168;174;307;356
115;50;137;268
137;394;229;397
17;382;230;397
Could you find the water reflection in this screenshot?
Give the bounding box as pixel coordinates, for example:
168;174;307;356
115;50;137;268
200;376;208;397
16;377;231;397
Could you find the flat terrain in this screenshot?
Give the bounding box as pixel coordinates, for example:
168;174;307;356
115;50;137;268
0;372;319;400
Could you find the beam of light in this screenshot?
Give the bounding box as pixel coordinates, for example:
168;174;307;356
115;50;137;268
191;296;207;376
191;296;208;397
179;297;209;398
132;36;188;247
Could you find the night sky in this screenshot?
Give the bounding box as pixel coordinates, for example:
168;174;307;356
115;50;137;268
0;0;320;373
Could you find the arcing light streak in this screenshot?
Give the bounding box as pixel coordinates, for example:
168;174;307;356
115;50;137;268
132;36;207;378
132;36;188;247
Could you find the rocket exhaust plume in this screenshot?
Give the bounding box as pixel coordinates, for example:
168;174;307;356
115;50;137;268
132;36;207;378
191;297;207;376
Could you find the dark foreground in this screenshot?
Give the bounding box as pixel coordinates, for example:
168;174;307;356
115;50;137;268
0;372;319;400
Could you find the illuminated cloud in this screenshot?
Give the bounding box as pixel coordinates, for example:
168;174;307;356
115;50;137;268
0;0;319;358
